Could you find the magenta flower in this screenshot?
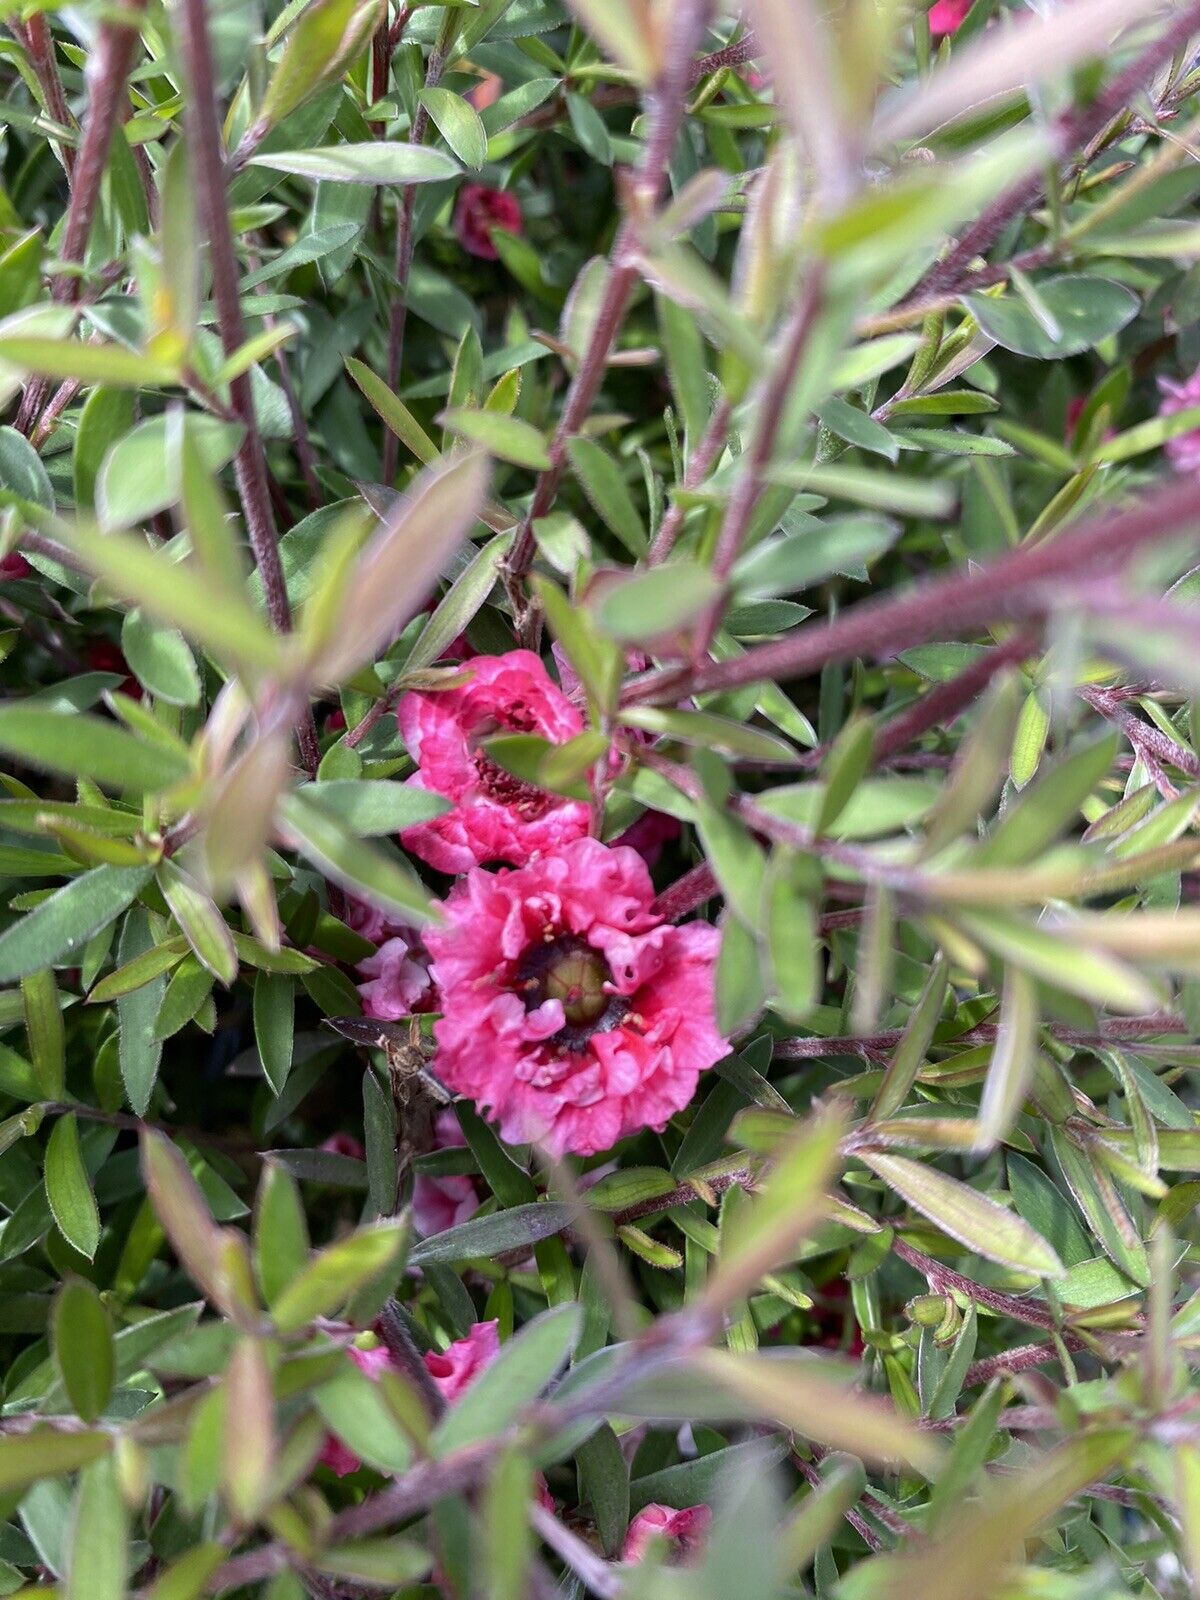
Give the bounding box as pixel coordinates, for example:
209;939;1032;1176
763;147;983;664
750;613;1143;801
397;651;589;875
425;837;727;1159
622;1503;712;1564
454;183;522;260
412;1110;481;1237
1158;367;1200;474
320;1323;500;1476
927;0;969;37
0;553;32;580
423;1319;500;1401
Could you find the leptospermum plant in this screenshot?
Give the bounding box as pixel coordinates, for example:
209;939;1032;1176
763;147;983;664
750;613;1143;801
3;0;1200;1595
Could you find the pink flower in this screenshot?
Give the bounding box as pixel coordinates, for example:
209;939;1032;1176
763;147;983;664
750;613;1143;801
622;1504;712;1564
927;0;969;37
1159;367;1200;474
397;651;590;875
423;1319;500;1401
357;931;434;1019
454;183;522;260
425;838;727;1158
0;552;31;580
412;1110;481;1237
320;1324;500;1476
320;1133;365;1160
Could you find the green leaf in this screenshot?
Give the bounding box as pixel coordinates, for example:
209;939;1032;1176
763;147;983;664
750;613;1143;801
53;1279;113;1424
253;1160;310;1308
158;861;237;985
733;514;900;598
435;1304;582;1451
0;707;190;795
64;1457;127;1600
976;966;1039;1149
441;407;551;469
316;1540;431;1587
294;780;450;836
420;87;488;169
0;1429;109;1495
315;1360;413;1474
409;1202;574;1266
566;437;647;555
403;530;514;673
0;337;180;388
117;908;167;1115
279;792;435;924
248;143;461;183
345;356;438;464
859;1150;1063;1276
0;865;152;984
253;971;295;1096
271;1221;408;1333
121;612;201;707
257;0;383;132
21;969;64;1099
45;1113;101;1261
565;90;613;165
96;415;242;530
870;955;948;1122
594;560;722;643
963;276;1139;359
955;908;1158;1014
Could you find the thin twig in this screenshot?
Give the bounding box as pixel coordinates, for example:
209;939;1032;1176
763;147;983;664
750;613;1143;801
773;1012;1187;1062
873;632;1039;761
11;15;76;179
381;9;458;484
504;0;717;626
646;396;732;565
14;1;147;437
178;0;319;776
623;468;1200;704
899;0;1200;308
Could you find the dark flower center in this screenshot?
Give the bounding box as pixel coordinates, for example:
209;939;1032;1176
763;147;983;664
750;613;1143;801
515;936;629;1050
472;750;554;818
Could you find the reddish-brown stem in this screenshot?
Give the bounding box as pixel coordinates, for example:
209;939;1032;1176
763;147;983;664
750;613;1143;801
381;10;456;484
646;395;732;565
1082;684;1200;780
900;1;1200;308
504;0;717;619
651;860;720;920
14;2;146;437
624;469;1200;704
692;262;827;657
873;632;1039;761
15;16;75;178
179;0;318;776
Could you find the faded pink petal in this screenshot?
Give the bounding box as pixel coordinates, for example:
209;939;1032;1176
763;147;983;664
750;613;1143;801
454;183;522;260
397;651;590;874
622;1503;712;1564
426;838;727;1158
412;1112;480;1236
357;931;434;1019
1159;368;1200;474
423;1319;500;1401
319;1435;363;1477
927;0;969;37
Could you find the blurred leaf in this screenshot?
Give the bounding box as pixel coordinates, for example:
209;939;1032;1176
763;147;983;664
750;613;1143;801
442;407;551;469
0;707;189;796
279;792;435;923
594;561;722;643
21;968;63;1099
257;0;384;133
271;1220;408;1332
566;437;647;556
64;1457;126;1600
247;144;461;183
435;1304;582;1451
0;865;152;984
409;1202;574;1266
222;1338;276;1525
253;1160;310;1308
159;861;237;985
964;277;1139;359
294;779;450;836
421;86;487;169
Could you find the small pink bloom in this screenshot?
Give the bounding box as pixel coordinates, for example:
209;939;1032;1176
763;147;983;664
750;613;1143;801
413;1109;481;1237
397;651;589;875
1159;367;1200;474
319;1435;363;1477
321;1133;365;1160
622;1504;712;1564
927;0;969;37
454;183;522;261
426;838;728;1158
467;72;502;112
423;1319;500;1402
357;931;434;1020
0;552;32;580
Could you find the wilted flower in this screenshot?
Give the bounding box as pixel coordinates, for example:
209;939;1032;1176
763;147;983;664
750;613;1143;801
397;651;589;875
622;1503;712;1564
425;837;727;1158
454;182;522;260
927;0;969;37
1158;367;1200;474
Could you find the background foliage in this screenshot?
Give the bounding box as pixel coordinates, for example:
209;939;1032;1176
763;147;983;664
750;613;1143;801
2;0;1200;1596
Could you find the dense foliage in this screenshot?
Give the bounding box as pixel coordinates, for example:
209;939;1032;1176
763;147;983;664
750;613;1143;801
3;0;1200;1596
